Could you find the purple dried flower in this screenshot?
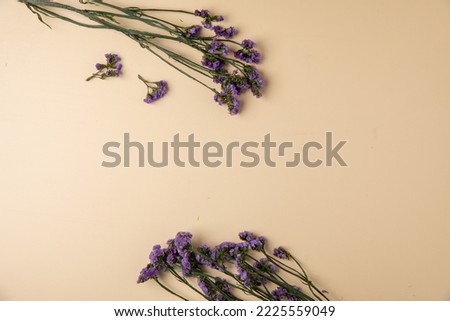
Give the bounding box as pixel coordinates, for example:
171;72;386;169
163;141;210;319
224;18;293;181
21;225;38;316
271;286;286;300
244;66;264;98
197;278;211;298
238;231;265;251
149;244;166;266
164;238;178;266
235;263;249;284
230;107;239;116
212;278;232;301
273;247;289;259
185;25;202;38
212;26;236;39
166;252;176;266
234;48;261;64
234;40;261;64
241;39;255;48
87;53;122;81
174;231;193;253
208;38;229;55
194;9;209;18
137;265;159;283
253;258;277;273
210;241;248;267
202;21;212;29
140;76;168;104
201;54;225;71
115;63;122;76
213;75;228;84
235;261;266;287
196;244;213;267
195;9;224;30
214;83;242;115
271;286;302;301
180;253;193;276
238;231;253;241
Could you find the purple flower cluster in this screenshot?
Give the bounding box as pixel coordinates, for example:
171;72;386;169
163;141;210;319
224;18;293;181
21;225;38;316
139;76;168;104
185;25;202;39
234;39;261;64
149;244;166;264
238;231;265;251
194;9;224;29
197;277;232;301
214;84;240;115
201;54;225;71
246;66;264;98
168;232;197;276
191;8;264;115
138;231;321;301
210;241;248;267
139;232;200;283
137;265;159;283
87;53;122;81
208;38;229;56
212;26;236;39
235;261;266;287
197;278;211;297
273;247;289;259
208;54;263;115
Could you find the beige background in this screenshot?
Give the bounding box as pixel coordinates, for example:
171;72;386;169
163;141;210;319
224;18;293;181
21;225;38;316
1;0;449;300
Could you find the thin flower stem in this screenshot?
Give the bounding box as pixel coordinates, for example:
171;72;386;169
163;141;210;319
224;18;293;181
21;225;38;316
145;46;217;93
262;250;309;281
32;1;186;42
240;259;315;301
28;2;218;92
136;8;194;15
262;252;324;300
263;249;328;301
155;279;189;301
27;1;247;83
97;1;182;32
150;43;213;78
290;256;329;301
27;5;107;29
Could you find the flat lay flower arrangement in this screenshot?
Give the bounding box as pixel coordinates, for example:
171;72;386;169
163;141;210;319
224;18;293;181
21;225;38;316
138;232;329;301
20;0;264;115
18;1;329;301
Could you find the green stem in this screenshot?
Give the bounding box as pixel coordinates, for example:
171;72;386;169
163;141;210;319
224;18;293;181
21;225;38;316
290;255;329;301
155;279;188;301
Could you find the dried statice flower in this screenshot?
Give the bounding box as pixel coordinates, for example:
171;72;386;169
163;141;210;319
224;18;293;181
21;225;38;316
139;75;168;104
184;25;202;39
137;265;160;283
234;39;261;64
86;53;122;81
273;246;289;259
